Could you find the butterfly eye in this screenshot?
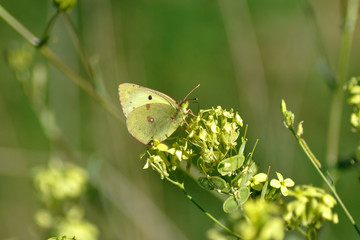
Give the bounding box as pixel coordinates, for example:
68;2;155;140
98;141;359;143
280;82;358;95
148;95;152;100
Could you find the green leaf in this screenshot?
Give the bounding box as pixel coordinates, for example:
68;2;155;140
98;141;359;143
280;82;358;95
237;171;253;187
261;180;269;200
223;196;239;213
209;176;228;190
217;154;245;176
231;172;242;187
198;177;213;190
238;186;250;204
198;176;228;191
239;139;247;155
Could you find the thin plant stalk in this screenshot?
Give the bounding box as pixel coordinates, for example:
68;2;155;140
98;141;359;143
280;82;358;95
38;9;61;47
165;176;242;239
62;12;96;82
298;0;335;85
326;0;359;168
0;5;39;45
288;128;360;235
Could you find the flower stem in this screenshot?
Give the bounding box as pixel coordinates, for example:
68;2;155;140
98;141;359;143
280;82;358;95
62;12;96;82
296;226;307;237
299;0;335;85
39;46;123;122
325;0;359;168
165;176;241;239
290;128;360;236
0;5;39;46
38;9;61;47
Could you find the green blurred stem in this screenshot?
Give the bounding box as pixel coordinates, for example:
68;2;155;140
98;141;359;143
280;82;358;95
296;226;307;238
38;9;61;47
289;128;360;236
326;0;359;168
62;12;96;82
0;5;39;45
0;4;124;123
39;46;123;122
165;176;242;239
299;0;334;83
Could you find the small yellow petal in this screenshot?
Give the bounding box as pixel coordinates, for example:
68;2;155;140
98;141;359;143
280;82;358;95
156;143;169;151
254;173;267;183
350;85;360;94
235;114;243;126
323;194;336;207
251;183;264;191
348;94;360;104
280;186;289;196
333;214;339;224
270;179;281;188
276;172;284;181
284;178;295;187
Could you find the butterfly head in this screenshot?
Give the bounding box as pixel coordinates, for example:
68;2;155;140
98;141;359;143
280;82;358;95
179;100;189;113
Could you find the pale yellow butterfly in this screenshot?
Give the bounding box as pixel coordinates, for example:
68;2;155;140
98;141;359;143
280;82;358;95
118;83;199;144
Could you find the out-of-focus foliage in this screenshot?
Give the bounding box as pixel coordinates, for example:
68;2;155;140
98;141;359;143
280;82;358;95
34;157;99;240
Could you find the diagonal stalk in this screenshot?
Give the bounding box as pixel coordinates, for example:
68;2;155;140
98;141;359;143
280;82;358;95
289;128;360;235
165;176;242;239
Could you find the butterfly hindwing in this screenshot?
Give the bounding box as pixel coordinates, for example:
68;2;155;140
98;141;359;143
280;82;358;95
126;103;186;144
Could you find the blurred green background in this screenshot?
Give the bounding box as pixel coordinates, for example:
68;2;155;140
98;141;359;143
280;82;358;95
0;0;360;239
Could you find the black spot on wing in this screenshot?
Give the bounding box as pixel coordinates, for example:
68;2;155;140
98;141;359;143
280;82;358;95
148;95;152;100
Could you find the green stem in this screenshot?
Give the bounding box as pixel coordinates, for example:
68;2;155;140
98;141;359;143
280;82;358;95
299;0;334;85
325;0;359;168
62;12;96;82
165;176;242;239
290;128;360;236
0;5;39;46
0;4;124;123
39;46;123;122
296;226;307;237
38;10;61;47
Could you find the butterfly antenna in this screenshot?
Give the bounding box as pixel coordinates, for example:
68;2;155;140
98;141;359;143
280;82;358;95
183;84;200;102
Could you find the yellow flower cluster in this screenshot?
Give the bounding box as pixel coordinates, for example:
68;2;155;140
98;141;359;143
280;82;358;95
144;106;244;178
284;185;338;230
347;77;360;131
236;199;284;240
34;157;99;240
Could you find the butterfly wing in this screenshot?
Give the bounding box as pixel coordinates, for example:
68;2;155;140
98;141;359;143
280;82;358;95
126;103;186;144
119;83;178;117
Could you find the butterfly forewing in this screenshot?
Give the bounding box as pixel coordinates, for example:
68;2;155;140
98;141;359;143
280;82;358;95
119;83;178;117
126;103;186;144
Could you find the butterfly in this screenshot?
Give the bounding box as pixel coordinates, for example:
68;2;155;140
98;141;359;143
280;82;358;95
118;83;199;144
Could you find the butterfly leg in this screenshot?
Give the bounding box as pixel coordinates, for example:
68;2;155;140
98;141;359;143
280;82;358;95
187;109;197;117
